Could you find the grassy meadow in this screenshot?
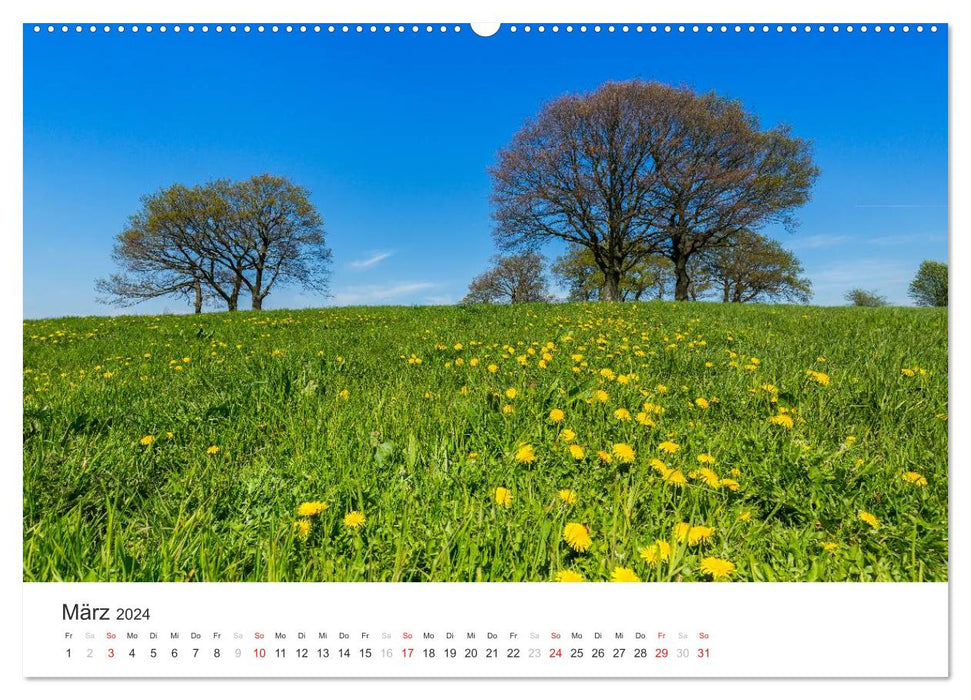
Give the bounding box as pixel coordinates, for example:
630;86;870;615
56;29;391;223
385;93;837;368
23;302;948;582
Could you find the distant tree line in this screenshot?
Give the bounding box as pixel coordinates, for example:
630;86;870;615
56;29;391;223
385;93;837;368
96;174;331;313
463;240;811;305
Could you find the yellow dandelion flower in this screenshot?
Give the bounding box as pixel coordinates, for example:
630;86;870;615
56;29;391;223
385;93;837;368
558;489;578;505
665;470;687;487
296;501;329;517
699;557;735;579
673;522;691;542
635;412;655;427
502;404;515;415
688;525;715;545
505;387;518;400
821;541;839;552
658;440;680;454
612;443;636;464
293;520;312;539
806;370;831;386
649;458;668;474
515;444;536;463
639;544;661;564
693;468;721;489
901;368;915;377
639;539;671;565
610;567;641;582
563;522;592;552
597;450;613;464
343;511;366;529
165;432;174;439
858;511;880;529
613;408;632;421
338;389;350;399
206;445;220;455
549;408;565;423
739;510;752;521
695;397;710;409
568;444;586;460
555;570;585;582
902;471;928;487
655;384;669;393
487;363;498;373
719;478;740;491
560;429;577;444
594;389;609;403
768;414;794;429
697;453;716;465
139;435;155;446
494;487;512;507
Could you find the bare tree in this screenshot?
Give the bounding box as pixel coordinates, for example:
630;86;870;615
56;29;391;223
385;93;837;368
462;252;551;304
490;82;666;301
490;80;819;301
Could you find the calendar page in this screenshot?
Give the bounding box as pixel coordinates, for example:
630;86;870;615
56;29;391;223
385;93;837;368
18;5;950;684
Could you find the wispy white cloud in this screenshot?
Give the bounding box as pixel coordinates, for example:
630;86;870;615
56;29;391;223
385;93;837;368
348;251;394;270
864;232;946;247
805;258;917;306
789;234;849;250
331;281;437;306
424;294;457;306
854;204;947;209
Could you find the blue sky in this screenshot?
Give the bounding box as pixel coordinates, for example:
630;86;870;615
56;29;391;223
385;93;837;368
23;24;947;318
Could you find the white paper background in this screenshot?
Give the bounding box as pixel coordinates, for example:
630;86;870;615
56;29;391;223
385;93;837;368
3;0;962;698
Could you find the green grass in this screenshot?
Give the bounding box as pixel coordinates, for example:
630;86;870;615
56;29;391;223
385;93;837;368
22;302;948;582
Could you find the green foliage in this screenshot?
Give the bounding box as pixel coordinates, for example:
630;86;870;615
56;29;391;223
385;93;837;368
462;252;550;304
23;303;947;582
551;245;672;301
908;260;948;307
845;289;888;307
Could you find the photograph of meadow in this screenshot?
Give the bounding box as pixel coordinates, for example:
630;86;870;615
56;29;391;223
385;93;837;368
23;24;947;582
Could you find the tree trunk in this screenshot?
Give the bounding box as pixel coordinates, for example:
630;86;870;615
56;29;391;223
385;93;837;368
602;269;622;302
251;267;264;311
193;279;203;314
673;256;690;301
722;281;730;303
228;276;242;311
